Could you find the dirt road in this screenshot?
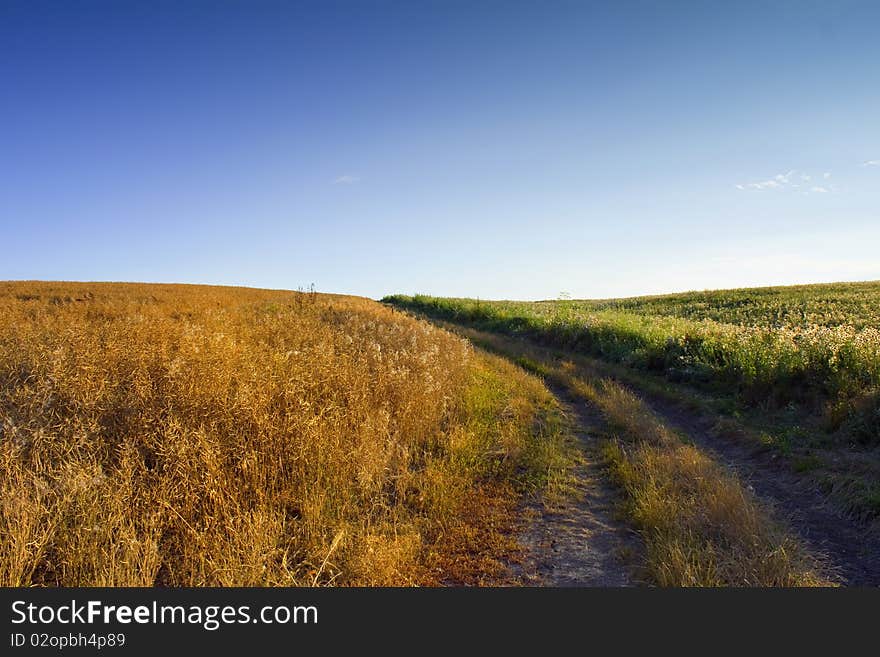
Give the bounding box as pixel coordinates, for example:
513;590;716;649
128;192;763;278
510;387;637;586
457;323;880;586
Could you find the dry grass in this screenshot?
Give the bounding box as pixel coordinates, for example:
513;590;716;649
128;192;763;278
0;282;570;586
575;376;827;586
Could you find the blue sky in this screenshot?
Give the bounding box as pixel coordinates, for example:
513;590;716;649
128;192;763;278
2;1;878;300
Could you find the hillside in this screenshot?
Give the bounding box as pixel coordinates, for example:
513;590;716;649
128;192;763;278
0;282;572;586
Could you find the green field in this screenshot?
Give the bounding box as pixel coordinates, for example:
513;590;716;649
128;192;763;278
385;282;880;445
542;281;880;330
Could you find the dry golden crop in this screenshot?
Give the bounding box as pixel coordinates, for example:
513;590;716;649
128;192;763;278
0;282;570;586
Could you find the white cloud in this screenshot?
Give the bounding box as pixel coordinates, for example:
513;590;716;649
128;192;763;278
737;178;782;190
775;170;796;183
333;174;361;184
737;169;837;194
863;160;880;167
736;170;790;190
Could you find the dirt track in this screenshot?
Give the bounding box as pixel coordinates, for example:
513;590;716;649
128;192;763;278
510;388;637;586
456;323;880;586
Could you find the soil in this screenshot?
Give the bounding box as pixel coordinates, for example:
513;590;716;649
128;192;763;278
509;386;639;586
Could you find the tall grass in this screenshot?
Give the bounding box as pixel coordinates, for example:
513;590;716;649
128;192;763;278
0;282;570;586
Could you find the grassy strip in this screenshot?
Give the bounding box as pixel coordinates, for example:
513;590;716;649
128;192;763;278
440;326;830;586
580;377;827;586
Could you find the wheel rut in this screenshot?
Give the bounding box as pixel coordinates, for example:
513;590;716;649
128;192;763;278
642;396;880;586
510;383;639;587
422;317;880;586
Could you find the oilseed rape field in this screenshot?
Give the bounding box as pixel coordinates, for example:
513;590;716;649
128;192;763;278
0;282;570;586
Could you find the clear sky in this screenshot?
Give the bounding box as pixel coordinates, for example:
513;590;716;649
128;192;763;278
2;1;879;300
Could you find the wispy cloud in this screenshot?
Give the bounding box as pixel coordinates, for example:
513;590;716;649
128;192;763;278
736;169;835;195
333;174;361;184
863;160;880;167
736;179;780;190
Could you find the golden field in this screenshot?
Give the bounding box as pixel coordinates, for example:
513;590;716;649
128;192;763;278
0;282;570;586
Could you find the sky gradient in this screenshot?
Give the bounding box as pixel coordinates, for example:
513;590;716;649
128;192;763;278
3;1;879;300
